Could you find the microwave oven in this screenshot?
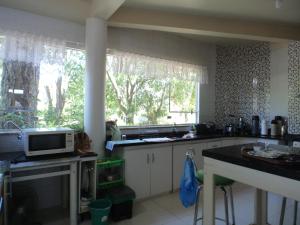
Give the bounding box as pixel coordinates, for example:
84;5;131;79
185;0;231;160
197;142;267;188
23;128;74;157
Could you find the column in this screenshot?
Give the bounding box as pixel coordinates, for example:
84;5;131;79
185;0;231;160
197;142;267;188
85;17;107;157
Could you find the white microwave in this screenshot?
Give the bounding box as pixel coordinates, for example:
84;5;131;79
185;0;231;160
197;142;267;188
23;128;74;157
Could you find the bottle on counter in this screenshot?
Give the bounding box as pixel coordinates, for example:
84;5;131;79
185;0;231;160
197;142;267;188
271;120;279;137
260;119;268;136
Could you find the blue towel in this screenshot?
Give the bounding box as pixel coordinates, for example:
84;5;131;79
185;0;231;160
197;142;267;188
179;158;200;208
105;139;145;151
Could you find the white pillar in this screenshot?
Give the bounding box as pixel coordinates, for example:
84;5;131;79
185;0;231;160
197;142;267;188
85;17;107;157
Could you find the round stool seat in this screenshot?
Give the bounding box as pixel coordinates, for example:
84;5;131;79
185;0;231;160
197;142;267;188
196;170;234;186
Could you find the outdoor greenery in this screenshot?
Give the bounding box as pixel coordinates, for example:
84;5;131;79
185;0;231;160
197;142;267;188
106;71;197;126
37;49;85;130
0;49;85;131
0;49;198;130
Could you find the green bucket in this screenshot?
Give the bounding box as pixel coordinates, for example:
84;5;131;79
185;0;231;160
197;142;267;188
89;199;112;225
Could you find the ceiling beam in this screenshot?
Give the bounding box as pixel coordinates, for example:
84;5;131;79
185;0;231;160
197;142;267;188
91;0;126;20
109;7;300;42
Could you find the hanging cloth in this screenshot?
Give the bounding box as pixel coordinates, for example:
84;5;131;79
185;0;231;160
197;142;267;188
179;157;200;208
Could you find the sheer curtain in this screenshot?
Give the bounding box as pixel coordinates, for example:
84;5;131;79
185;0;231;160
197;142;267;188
107;50;208;84
0;29;66;127
0;29;66;66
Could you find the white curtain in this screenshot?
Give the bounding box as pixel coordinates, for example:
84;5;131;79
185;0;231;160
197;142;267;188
107;50;208;84
0;29;66;66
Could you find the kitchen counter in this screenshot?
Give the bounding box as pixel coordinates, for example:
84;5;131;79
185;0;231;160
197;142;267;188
202;144;300;225
105;134;286;151
202;144;300;181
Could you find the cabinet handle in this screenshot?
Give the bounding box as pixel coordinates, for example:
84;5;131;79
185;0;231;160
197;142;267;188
152;153;155;163
147;154;150;164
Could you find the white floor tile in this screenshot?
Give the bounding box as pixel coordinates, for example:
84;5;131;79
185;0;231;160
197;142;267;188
79;183;298;225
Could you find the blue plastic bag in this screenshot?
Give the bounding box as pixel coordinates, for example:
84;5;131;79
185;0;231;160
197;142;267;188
179;158;200;208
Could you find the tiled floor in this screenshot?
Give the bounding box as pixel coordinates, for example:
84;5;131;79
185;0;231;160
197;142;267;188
80;182;297;225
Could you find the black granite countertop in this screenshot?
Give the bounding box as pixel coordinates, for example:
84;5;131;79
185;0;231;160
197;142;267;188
0;151;97;164
202;144;300;181
105;134;287;150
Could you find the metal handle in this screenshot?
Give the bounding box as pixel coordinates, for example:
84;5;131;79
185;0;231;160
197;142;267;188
152;153;155;163
147;154;150;164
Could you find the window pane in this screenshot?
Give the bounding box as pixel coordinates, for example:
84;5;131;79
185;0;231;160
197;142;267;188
36;48;85;130
106;55;198;126
0;45;85;130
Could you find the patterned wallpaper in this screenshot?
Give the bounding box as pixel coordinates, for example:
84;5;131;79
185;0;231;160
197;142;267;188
288;41;300;134
215;42;271;128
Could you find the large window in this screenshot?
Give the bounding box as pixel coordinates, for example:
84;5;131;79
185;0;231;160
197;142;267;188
0;31;85;130
105;50;207;126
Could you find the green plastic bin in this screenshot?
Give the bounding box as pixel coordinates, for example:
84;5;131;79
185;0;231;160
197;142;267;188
89;199;112;225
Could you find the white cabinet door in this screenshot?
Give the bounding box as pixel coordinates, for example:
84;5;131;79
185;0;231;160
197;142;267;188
173;144;186;191
150;146;172;196
193;143;207;170
124;148;151;199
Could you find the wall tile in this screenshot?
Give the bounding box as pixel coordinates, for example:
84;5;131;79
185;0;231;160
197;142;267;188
215;42;271;128
288;41;300;134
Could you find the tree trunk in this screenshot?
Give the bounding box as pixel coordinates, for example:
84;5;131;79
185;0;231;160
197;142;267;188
1;60;40;127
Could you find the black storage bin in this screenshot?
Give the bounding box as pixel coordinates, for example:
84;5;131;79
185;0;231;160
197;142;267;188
107;185;135;221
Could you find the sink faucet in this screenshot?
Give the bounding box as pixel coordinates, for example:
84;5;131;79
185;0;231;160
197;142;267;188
3;121;23;140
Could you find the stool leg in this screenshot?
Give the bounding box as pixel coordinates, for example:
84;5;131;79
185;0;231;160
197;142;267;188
229;186;236;225
221;187;230;225
293;201;298;225
279;197;287;225
193;186;201;225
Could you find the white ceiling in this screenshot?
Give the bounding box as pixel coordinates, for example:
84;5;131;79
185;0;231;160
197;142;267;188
0;0;299;25
0;0;91;24
124;0;300;24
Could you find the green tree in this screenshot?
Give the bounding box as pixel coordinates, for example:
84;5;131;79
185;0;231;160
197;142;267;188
141;79;169;125
63;50;85;130
106;71;147;125
38;49;85;131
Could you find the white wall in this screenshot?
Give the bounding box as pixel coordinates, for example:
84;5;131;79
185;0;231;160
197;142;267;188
107;27;216;122
0;6;85;44
270;42;289;120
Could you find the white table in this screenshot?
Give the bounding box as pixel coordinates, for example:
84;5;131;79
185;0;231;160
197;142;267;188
9;156;80;225
202;148;300;225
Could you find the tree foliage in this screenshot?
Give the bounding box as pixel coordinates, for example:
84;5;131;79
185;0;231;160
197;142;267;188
37;49;85;131
106;72;197;126
0;49;197;130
